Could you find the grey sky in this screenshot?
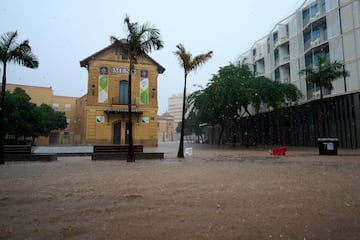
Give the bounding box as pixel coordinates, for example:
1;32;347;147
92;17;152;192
1;0;304;114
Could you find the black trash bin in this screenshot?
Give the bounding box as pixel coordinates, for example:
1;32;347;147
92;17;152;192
317;138;339;155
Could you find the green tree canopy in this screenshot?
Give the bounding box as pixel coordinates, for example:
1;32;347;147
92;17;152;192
0;31;39;163
3;88;37;142
300;55;349;100
187;63;302;145
3;88;67;144
300;55;349;136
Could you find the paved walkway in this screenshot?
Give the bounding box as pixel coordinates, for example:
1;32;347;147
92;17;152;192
32;143;179;154
32;142;360;158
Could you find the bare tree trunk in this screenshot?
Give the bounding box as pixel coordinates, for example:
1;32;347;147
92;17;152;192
127;68;134;162
177;72;187;158
0;62;7;164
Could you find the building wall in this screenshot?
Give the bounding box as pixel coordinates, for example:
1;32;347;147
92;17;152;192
157;112;174;142
168;93;184;130
80;44;163;146
237;0;360;103
6;83;78;145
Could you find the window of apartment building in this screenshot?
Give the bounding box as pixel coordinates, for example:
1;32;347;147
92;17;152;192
267;38;271;53
119;80;128;104
304;45;330;67
303;8;310;26
321;24;328;41
321;0;326;14
273;32;278;46
274;48;279;66
286;24;289;37
52;103;59;111
310;4;318;18
311;28;320;41
274;69;280;82
64;103;71;112
275;68;280;82
252;48;256;57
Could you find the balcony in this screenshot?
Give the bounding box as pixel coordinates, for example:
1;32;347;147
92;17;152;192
111;97;139;106
280;55;290;66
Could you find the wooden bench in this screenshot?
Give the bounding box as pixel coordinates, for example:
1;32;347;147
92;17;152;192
3;145;32;154
93;145;143;153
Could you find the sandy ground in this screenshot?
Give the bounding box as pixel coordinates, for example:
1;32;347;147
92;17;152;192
0;142;360;240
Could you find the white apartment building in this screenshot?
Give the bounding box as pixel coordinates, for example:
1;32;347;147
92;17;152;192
168;93;184;131
237;0;360;101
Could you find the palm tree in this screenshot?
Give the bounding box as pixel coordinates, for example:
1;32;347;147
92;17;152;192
174;44;213;158
0;31;39;164
300;55;349;136
111;16;163;162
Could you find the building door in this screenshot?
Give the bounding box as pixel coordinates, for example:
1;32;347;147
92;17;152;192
113;122;121;144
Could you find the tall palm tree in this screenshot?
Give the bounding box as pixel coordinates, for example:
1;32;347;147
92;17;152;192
0;31;39;164
300;55;349;136
111;16;163;162
174;44;213;158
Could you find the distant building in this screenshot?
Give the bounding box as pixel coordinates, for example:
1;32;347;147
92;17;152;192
157;112;174;142
168;93;184;131
6;83;78;145
237;0;360;103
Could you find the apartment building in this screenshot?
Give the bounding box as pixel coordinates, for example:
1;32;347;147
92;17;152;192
237;0;360;102
168;93;184;131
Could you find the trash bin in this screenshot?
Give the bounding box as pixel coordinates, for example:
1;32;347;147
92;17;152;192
317;138;339;155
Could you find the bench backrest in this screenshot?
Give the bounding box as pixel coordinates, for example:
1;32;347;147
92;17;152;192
3;145;32;154
93;145;143;153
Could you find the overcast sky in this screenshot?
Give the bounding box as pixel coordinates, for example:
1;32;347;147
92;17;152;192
1;0;305;114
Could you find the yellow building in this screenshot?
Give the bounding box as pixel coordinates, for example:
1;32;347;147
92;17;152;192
5;83;78;145
158;112;174;142
79;41;165;146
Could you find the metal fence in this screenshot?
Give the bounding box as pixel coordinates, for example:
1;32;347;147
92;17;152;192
206;92;360;149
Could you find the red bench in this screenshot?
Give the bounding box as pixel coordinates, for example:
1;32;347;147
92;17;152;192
270;147;288;156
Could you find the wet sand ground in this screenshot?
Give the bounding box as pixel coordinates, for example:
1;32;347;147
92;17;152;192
1;142;360;240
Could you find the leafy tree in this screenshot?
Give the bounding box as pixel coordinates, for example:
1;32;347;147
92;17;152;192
111;16;163;162
174;44;213;158
300;55;349;136
3;88;37;143
3;89;67;145
179;91;205;143
33;104;67;142
0;31;38;164
189;63;302;146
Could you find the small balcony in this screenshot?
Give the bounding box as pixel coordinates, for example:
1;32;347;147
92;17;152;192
111;96;138;106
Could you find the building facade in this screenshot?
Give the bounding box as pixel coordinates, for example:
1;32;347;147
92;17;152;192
5;83;78;145
157;112;175;142
237;0;360;102
168;93;183;131
79;41;165;146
